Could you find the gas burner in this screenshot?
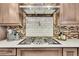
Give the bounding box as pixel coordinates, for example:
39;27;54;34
19;37;61;45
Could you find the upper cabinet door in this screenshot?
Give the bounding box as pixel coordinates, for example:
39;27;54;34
76;3;79;25
0;4;3;23
8;4;20;24
60;3;76;25
0;3;21;26
2;4;9;23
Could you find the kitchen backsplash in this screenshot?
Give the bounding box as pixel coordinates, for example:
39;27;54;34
26;17;53;36
6;25;79;39
7;26;25;39
54;25;79;39
10;25;79;39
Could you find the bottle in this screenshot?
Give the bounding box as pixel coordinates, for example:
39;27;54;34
59;32;66;41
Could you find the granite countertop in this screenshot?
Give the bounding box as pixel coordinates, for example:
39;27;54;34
0;38;79;48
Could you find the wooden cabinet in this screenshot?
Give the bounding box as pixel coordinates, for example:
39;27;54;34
77;48;79;56
17;48;62;56
0;4;3;23
2;4;9;24
0;48;16;56
0;48;78;56
60;3;79;25
75;4;79;24
60;3;77;25
63;48;77;56
0;3;21;26
76;48;79;56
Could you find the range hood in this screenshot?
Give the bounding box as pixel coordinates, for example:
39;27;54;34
23;7;56;14
20;3;59;14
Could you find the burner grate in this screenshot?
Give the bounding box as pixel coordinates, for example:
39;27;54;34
19;37;61;45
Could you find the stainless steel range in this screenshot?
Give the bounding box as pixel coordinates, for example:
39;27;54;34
19;37;61;45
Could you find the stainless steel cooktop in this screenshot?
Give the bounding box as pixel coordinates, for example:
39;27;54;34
19;37;61;45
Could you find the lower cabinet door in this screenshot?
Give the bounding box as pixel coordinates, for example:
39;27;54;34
77;48;79;56
63;48;77;56
0;48;16;56
17;48;62;56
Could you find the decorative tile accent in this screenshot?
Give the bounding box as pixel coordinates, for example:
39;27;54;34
54;25;79;39
7;26;25;39
26;17;53;36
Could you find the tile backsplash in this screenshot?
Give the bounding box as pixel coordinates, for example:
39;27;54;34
13;25;79;39
26;17;53;36
54;25;79;39
7;26;25;39
8;25;79;39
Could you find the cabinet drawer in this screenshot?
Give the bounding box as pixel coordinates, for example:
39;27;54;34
17;48;62;56
63;48;77;56
0;48;16;56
